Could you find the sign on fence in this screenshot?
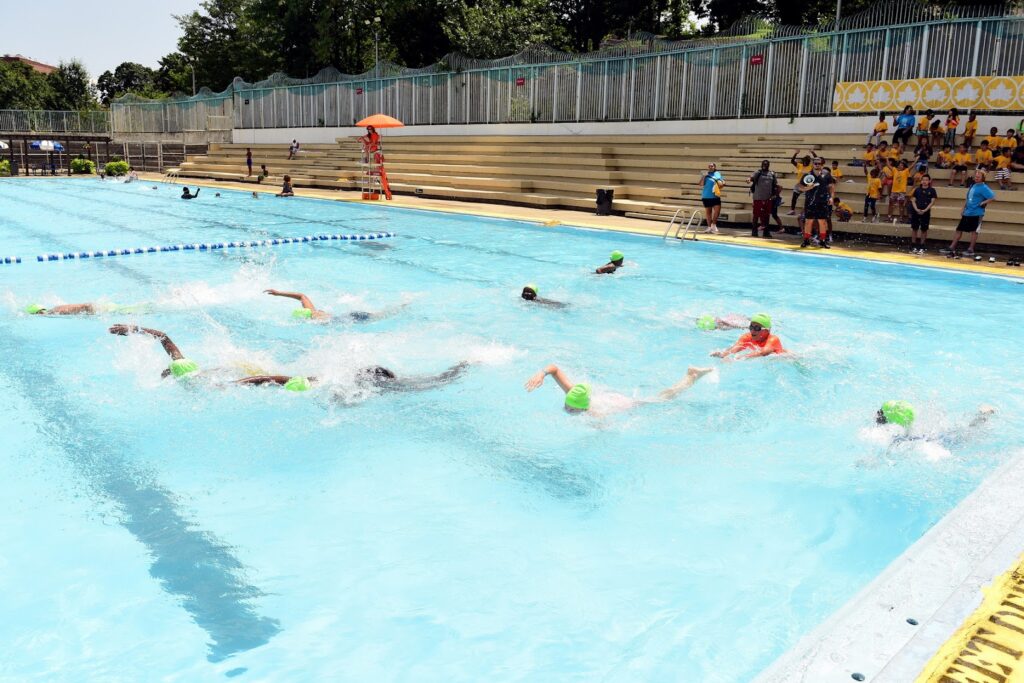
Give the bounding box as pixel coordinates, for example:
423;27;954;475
834;76;1024;112
515;77;526;87
749;54;764;66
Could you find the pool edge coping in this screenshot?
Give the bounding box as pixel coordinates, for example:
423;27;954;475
753;451;1024;683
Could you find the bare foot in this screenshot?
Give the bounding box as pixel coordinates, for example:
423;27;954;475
688;366;714;380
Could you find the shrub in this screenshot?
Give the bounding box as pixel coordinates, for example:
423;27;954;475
105;160;129;176
0;159;9;176
71;158;96;174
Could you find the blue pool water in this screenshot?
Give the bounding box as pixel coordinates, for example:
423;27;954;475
0;178;1020;682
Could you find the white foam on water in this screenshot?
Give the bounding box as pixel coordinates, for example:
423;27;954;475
155;262;276;310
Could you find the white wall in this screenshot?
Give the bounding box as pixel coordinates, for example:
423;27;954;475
232;114;1024;145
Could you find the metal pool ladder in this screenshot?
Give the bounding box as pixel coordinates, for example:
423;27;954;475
663;207;702;242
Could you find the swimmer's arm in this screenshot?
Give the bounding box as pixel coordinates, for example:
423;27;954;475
47;303;96;315
525;364;574;394
537;298;568;309
389;362;470;392
595;263;617;274
108;324;184;360
736;346;786;359
710;342;743;358
264;289;316;311
234;375;296;387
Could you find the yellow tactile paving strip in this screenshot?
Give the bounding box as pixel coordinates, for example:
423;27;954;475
142;172;1024;280
915;552;1024;683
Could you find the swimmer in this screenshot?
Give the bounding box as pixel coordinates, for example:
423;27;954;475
251;191;259;199
181;187;200;200
24;302;148;316
710;313;787;359
521;284;567;308
870;400;996;455
264;288;404;323
215;192;221;198
108;324;470;399
525;363;713;417
696;314;749;331
596;250;625;274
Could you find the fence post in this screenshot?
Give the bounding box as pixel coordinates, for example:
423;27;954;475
553;66;560;121
971;20;983;75
628;58;636;121
653;56;662;120
881;28;891;80
797;38;809;117
738;46;747;118
679;55;689;119
990;19;1005;75
763;42;774;117
838;33;848;116
709;49;718;118
448;73;453;124
466;74;471;123
602;61;609;121
918;24;930;77
575;62;583;122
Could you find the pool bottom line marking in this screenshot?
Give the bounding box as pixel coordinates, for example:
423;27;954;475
32;231;395;263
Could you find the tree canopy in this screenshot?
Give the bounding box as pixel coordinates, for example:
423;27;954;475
0;59;98;110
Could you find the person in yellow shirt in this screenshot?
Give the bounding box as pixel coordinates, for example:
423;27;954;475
929;119;945;149
936;145;953;169
863;167;882;222
1003;129;1019;151
830;160;844;181
975;140;994;169
916;110;934;143
984;127;1002;150
788;149;816;214
834;199;854;222
868;113;889;146
859;144;877;177
949;145;973;187
963;114;979;148
994;149;1014;190
881;157;895;196
887;143;904;161
888;160;911;222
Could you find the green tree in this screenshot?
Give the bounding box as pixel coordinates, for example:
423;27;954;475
444;0;569;58
174;0;253;91
154;53;194;95
46;60;97;110
0;59;52;109
97;62;161;104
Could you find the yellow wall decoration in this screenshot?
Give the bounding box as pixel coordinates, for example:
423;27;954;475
833;76;1024;112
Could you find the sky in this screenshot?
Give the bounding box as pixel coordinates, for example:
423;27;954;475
3;0;202;79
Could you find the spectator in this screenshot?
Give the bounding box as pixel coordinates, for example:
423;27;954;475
984;127;1002;150
257;163;269;183
868;113;888;146
288;139;300;160
796;156;834;249
893;106;916;146
888;142;904;162
698;162;725;234
830;160;844;181
994;149;1014;190
863;167;881;223
963;113;979;149
277;174;294;197
916;109;934;144
834;199;854;222
913;142;930;174
769;182;785;233
941;170;996;257
936;145;953;169
858;143;877;176
928;118;944;149
944;108;960;148
1010;145;1024;172
909;173;937;254
748;159;779;238
950;145;972;187
246;148;253;177
975;140;994;170
788;150;816;214
881;157;895;197
888;160;911;223
1003;128;1019;152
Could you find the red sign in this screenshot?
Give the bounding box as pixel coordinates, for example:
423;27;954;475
749;54;764;66
356;88;364;95
515;77;525;87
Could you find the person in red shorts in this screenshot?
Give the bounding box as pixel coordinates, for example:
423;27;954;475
748;159;780;238
710;313;787;360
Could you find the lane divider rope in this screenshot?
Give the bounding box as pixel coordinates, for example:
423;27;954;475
30;232;395;263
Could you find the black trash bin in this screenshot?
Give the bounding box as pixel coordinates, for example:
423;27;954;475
595;188;614;216
8;161;18;177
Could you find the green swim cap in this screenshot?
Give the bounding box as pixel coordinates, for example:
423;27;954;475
524;283;538;295
610;250;624;262
292;308;313;319
697;315;717;331
284;376;312;392
169;358;200;378
750;313;772;329
564;383;591;411
881;400;915;427
24;304;45;314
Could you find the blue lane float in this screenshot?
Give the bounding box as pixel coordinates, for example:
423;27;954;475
34;232;395;263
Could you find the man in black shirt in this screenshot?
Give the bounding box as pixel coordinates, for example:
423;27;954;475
909;174;938;254
797;157;835;249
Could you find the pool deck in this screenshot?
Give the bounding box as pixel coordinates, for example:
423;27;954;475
141;173;1024;280
138;172;1024;680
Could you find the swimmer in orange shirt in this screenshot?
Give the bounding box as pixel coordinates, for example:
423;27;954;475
710;313;787;360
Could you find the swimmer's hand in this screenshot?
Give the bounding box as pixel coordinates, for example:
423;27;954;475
263;289;281;296
709;349;727;358
109;324;138;336
525;371;547;392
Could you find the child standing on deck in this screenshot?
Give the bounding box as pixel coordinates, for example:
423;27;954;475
888;160;911;222
863;167;881;222
994;149;1014;190
944;109;960;148
963;113;979;149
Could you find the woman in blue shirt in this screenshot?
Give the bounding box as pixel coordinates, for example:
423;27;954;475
698;162;725;234
893;106;916;146
941;169;996;257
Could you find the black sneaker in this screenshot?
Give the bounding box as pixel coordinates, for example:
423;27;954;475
751;229;759;237
800;239;810;248
820;240;831;249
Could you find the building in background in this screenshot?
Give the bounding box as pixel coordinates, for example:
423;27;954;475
1;54;57;75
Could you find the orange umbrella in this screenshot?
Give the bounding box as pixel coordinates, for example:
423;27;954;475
356;114;404;128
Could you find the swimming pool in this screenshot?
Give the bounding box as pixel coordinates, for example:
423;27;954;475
1;178;1020;681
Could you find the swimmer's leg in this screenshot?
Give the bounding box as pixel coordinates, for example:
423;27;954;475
653;366;713;402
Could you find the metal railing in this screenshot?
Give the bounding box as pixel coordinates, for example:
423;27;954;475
110;6;1024;134
0;109;111;134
